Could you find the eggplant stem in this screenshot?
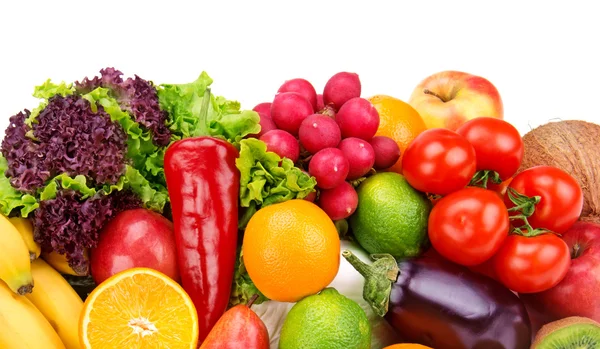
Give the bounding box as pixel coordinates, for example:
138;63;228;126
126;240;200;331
342;250;399;317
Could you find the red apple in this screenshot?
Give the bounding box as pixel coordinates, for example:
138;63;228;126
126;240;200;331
90;208;180;285
519;221;600;323
408;71;504;131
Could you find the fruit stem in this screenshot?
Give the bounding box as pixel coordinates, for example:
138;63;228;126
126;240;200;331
571;243;583;259
342;250;399;317
17;283;34;295
246;294;259;308
469;170;502;189
423;88;447;102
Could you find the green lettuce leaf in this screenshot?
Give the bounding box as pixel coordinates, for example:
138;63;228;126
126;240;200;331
25;80;75;126
38;166;167;212
82;87;159;172
236;138;317;228
229;247;269;308
157;72;260;146
0;156;38;217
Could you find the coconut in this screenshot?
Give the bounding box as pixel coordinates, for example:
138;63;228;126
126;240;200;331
518;120;600;223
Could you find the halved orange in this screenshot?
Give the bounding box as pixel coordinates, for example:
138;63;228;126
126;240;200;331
79;267;199;349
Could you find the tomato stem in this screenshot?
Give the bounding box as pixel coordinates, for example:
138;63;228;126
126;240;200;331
504;187;556;237
469;170;502;189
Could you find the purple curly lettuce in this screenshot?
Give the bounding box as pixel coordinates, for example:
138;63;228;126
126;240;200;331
1;111;50;192
35;94;128;187
1;94;129;193
75;68;171;146
33;189;142;273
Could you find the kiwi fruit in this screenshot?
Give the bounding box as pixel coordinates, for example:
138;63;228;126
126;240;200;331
532;316;600;348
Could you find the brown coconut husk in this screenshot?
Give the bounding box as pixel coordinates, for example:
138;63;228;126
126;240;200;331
518;120;600;223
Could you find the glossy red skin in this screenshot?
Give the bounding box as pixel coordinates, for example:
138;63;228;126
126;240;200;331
402;128;477;196
370;136;401;170
270;92;314;136
519;221;600;322
492;234;571;294
428;187;509;266
259;129;300;163
164;137;240;343
252;102;272;117
200;305;270;349
504;166;583;234
308;148;349;189
277;78;318;112
90;209;179;285
249;112;278;138
316;94;325;111
337;137;375;180
456;117;524;180
317;181;358;220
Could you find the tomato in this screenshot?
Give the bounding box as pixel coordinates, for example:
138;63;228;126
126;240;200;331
456;117;524;180
428;187;509;266
492;234;571;293
402;128;476;195
505;166;583;234
488;177;513;198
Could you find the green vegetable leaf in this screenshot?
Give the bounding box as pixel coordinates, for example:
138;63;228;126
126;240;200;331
0;156;39;217
82;87;159;172
25;80;75;126
37;166;167;213
229;248;269;308
158;72;260;146
123;166;168;212
236;138;317;228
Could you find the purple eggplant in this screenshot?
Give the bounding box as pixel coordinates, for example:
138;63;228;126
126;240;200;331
342;250;531;349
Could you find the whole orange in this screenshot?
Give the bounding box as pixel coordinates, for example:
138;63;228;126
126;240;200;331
242;199;340;303
383;344;434;349
368;95;427;174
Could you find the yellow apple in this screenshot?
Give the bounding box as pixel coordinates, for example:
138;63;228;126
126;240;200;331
408;71;504;130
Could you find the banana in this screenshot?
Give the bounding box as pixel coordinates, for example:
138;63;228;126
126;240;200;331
42;248;90;276
0;280;66;349
25;258;83;349
8;216;41;261
0;214;34;295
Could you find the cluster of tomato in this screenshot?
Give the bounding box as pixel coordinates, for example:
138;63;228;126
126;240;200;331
401;116;583;295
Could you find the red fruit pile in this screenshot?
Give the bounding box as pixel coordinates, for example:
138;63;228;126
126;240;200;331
250;72;400;221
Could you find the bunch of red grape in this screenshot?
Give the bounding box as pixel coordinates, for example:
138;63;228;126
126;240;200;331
251;72;401;221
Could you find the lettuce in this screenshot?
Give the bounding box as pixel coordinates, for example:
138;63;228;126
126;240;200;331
235;138;317;228
0;156;38;217
158;72;260;145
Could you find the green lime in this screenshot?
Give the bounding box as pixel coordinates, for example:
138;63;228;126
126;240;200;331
279;288;371;349
350;172;431;258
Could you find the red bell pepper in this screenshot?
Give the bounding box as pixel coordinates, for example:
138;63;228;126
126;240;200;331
164;88;240;343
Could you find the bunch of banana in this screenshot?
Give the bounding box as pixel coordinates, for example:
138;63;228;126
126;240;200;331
42;248;90;276
1;214;84;349
0;214;34;295
8;217;41;261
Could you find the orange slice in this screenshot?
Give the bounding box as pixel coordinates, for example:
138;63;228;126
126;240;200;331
79;267;199;349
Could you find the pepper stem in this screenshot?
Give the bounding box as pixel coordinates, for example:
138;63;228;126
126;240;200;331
341;250;399;317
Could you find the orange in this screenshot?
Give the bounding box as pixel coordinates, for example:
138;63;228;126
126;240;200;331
242;199;340;303
79;268;199;349
368;94;427;173
384;344;434;349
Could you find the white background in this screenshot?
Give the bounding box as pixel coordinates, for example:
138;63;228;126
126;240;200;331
1;1;599;135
